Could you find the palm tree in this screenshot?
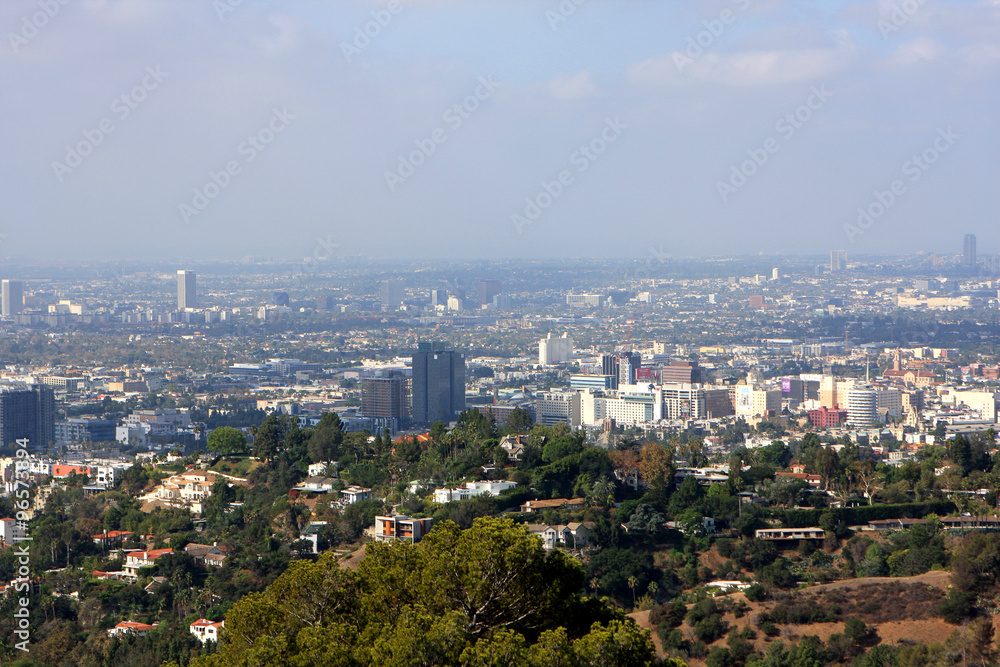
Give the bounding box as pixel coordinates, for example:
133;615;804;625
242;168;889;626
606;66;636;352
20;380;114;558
627;576;638;608
648;580;659;603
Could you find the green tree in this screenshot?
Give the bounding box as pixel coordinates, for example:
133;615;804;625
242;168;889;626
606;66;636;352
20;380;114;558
207;426;249;455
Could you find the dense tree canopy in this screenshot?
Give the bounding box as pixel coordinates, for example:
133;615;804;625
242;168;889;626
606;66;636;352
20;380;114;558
193;517;655;666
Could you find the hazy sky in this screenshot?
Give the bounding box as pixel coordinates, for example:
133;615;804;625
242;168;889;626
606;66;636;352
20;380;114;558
1;0;997;263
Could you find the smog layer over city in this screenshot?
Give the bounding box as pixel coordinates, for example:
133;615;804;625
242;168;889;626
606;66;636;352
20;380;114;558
0;1;998;666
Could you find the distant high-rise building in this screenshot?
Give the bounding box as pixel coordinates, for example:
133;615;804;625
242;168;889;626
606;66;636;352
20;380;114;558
0;384;55;450
411;343;466;424
846;388;877;427
430;289;447;307
380;280;405;311
771;267;779;281
539;333;574;365
1;280;24;317
830;250;847;272
661;361;703;384
964;234;977;267
273;291;290;307
602;351;641;387
618;353;641;386
361;375;408;420
177;270;197;309
601;354;620;389
477;280;503;307
492;293;514;310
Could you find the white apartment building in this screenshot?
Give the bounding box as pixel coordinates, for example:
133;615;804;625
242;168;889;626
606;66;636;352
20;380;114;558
565;294;603;308
581;389;661;427
0;517;26;545
539;333;574;365
952;390;999;423
535;391;582;429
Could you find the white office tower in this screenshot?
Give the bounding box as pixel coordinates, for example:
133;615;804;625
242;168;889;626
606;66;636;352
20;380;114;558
536;391;583;429
177;270;197;309
539;333;574;365
1;280;24;316
846;388;877;427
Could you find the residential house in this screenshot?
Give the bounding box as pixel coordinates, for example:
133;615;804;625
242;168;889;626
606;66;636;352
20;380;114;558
307;461;335;477
526;522;593;550
498;435;527;461
774;472;823;488
296;476;338;493
92;530;133;550
519;498;585;514
300;521;328;554
433;480;516;504
144;577;167;594
190;618;225;644
340;486;372;505
373;515;434;543
107;621;158;637
755;527;825;541
184;543;227;566
123;548;173;577
139;470;244;514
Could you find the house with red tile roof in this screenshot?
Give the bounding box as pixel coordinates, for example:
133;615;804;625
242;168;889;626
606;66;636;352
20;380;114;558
190;618;225;644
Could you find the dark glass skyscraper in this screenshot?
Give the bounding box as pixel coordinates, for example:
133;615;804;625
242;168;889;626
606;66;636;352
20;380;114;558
411;343;465;424
0;384;55;451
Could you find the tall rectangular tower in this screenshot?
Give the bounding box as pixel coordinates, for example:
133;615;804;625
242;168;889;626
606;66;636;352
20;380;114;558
830;250;847;272
477;280;502;307
0;384;55;450
177;270;197;309
1;280;24;317
964;234;977;267
410;343;466;424
361;375;408;419
380;280;405;311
